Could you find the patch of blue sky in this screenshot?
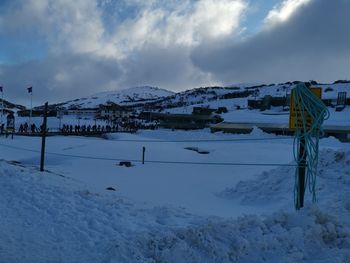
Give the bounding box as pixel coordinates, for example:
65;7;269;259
0;0;11;9
0;36;47;65
242;0;281;35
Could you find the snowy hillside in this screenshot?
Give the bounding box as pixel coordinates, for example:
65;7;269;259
134;86;248;111
244;81;350;100
156;81;350;114
58;86;175;109
0;99;25;114
3;80;350;113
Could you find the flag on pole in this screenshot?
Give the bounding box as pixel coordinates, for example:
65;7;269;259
0;86;3;93
27;87;32;93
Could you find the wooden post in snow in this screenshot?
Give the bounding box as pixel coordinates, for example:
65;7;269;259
40;102;48;172
142;146;146;164
297;136;307;209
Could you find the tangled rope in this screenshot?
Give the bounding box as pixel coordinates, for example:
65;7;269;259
292;83;329;209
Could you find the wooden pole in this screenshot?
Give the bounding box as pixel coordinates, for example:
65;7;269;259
1;87;3;126
40;102;48;172
142;146;146;164
29;90;33;130
297;136;307;209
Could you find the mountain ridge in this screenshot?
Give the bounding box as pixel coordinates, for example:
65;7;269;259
1;80;349;112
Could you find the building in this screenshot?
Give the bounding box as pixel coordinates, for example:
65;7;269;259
139;112;222;130
99;103;133;120
56;103;134;120
56;108;99;118
18;109;57;117
192;107;217;115
248;95;289;110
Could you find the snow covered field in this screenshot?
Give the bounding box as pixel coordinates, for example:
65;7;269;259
0;129;297;217
1;126;350;262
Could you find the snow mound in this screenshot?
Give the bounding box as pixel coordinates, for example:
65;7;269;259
218;165;294;206
249;126;269;137
218;149;350;207
112;205;350;262
111;149;350;262
0;161;195;262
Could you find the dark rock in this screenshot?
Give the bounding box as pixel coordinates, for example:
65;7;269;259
119;161;132;167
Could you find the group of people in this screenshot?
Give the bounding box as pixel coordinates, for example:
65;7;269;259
59;120;158;134
60;122;138;134
0;119;159;136
1;122;42;137
60;124;114;133
18;123;41;133
0;123;14;138
0;123;4;134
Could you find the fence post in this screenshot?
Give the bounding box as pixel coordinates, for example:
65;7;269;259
40;102;48;172
297;137;307;209
142;146;146;164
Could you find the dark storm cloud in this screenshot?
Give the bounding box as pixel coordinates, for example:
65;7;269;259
0;54;122;105
191;0;350;84
119;44;213;90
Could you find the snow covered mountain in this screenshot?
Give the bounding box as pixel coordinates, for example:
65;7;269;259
0;99;25;114
134;85;249;111
138;80;350;113
31;80;350;112
57;86;175;109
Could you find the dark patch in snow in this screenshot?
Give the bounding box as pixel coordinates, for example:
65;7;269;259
184;147;210;154
119;161;132;167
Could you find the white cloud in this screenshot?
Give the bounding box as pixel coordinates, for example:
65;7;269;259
264;0;312;27
2;0;247;58
190;0;246;40
112;0;247;55
45;0;105;55
112;0;247;90
0;0;248;102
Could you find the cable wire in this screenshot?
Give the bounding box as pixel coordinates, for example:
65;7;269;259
109;137;294;143
0;141;298;167
38;134;294;143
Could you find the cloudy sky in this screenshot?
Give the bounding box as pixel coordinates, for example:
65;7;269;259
0;0;349;104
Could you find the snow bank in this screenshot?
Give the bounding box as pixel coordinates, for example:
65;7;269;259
115;205;350;262
114;149;350;262
0;161;195;262
218;148;350;208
